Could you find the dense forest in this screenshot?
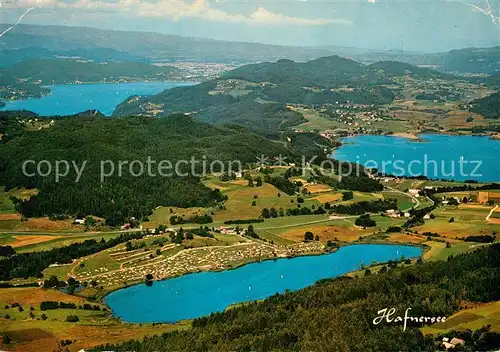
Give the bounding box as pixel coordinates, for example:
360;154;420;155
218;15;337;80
114;80;306;138
0;114;296;225
92;244;500;352
470;92;500;119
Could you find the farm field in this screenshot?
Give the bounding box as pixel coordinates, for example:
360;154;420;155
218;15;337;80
414;205;498;239
0;288;186;352
422;301;500;335
0;187;38;215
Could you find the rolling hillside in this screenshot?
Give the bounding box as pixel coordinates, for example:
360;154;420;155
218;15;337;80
114;56;456;135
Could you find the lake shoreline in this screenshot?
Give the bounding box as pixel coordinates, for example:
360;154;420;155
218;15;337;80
103;243;423;324
0;81;195;116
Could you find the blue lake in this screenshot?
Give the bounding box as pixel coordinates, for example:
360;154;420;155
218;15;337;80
105;244;422;323
0;82;193;116
332;134;500;182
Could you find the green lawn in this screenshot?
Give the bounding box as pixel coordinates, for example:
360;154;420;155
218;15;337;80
15;232;132;253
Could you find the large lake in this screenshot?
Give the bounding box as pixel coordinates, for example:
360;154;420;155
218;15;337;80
0;82;193;116
105;244;421;323
333;134;500;182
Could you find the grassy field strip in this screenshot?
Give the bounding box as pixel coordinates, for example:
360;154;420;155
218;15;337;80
422;301;500;335
253;216;355;230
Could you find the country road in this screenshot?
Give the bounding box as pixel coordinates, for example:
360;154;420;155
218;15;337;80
384;186;421;211
486;205;499;222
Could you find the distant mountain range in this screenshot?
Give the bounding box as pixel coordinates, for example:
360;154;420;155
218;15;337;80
0;24;348;65
1;24;499;75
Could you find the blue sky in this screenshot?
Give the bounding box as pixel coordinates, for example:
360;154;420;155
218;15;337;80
1;0;499;52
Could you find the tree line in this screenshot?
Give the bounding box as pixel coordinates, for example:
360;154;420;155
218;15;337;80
0;231;146;280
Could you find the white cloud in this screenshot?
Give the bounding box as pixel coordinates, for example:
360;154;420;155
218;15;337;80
2;0;351;26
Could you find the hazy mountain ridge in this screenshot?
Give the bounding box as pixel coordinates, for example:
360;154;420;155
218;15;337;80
2;24;499;75
0;46;144;67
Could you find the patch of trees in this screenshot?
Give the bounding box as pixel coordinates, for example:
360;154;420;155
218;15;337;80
386;226;401;233
462;235;495;243
329;199;397;215
40;301;78;310
264;175;299;195
304;231;314;242
283;167;303;179
422;232;441;238
355;214;377;227
169;214;213;225
0;231;146;280
66;315;79;323
438;325;500;352
246;225;260;240
189;227;213;238
261;206;326;218
339;175;384;192
0;246;15;257
90;243;500;352
342;191;353;201
470;92;500;119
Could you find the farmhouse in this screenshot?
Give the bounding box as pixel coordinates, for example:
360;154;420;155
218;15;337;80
472;191;500;204
408;189;420;197
219;226;237;235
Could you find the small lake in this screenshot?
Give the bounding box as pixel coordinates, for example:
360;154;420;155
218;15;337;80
332;134;500;182
105;244;421;323
0;81;194;116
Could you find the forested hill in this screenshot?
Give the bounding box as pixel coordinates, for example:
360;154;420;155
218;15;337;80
469;92;500;119
368;61;455;80
113;56;451;135
438;46;500;75
223;56;452;86
92;244;500;352
0;59;179;85
0;114;294;225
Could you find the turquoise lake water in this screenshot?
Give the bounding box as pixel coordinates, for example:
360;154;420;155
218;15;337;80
105;244;422;323
0;82;193;116
332;134;500;182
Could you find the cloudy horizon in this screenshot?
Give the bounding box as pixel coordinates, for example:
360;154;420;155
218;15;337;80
0;0;499;52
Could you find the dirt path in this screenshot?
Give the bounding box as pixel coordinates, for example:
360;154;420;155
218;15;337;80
486;205;499;222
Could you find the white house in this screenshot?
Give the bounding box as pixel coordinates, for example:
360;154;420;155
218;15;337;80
408;189;420;197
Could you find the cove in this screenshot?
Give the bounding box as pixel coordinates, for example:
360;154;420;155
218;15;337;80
0;81;194;116
105;244;422;323
332;134;500;182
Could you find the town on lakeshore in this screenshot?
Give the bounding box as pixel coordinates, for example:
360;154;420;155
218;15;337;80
0;7;500;352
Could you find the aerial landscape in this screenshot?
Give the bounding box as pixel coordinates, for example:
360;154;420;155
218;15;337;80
0;0;500;351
